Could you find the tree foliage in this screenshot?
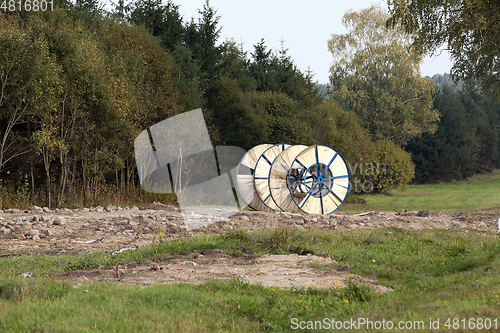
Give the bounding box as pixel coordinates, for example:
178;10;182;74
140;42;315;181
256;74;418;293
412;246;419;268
249;39;318;108
0;6;192;207
309;100;374;167
0;1;436;207
309;101;415;192
205;76;265;149
0;14;61;175
328;5;439;145
128;0;183;51
406;85;500;183
387;0;500;99
247;91;315;146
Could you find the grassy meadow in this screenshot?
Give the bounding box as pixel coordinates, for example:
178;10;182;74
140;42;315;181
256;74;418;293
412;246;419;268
341;169;500;214
1;171;500;332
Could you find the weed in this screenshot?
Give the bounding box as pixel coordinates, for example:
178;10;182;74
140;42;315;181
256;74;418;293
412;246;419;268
222;228;251;242
0;280;26;301
341;276;376;302
260;226;300;253
345;194;368;204
445;238;470;257
68;251;108;270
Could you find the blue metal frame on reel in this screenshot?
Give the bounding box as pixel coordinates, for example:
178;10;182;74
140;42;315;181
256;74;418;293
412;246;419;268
287;145;350;215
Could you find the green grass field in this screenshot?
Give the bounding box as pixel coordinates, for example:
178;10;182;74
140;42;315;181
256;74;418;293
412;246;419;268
1;171;500;332
340;169;500;214
1;227;500;332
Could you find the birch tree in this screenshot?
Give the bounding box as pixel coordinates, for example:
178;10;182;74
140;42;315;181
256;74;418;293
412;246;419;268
328;5;439;145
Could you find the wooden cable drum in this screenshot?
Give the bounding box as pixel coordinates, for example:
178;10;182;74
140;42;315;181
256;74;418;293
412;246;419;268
287;145;350;214
236;144;273;211
253;143;292;211
268;145;309;213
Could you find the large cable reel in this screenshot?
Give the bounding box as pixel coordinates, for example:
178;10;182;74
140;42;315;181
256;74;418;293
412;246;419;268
254;143;292;211
236;144;350;214
288;145;350;214
236;144;274;211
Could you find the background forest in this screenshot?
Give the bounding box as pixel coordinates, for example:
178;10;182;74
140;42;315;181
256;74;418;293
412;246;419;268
0;0;499;208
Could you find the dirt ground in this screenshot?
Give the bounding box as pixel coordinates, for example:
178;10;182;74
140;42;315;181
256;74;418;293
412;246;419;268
1;203;498;292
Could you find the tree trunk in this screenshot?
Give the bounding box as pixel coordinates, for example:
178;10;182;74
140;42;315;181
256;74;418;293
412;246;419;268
57;153;67;206
115;170;119;201
82;157;88;206
72;157;77;202
43;148;51;208
30;163;35;202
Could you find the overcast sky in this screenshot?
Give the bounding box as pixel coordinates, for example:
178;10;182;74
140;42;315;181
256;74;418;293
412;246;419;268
173;0;452;84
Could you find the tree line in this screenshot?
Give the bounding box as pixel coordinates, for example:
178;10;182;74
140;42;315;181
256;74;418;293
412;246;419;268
0;0;498;208
407;84;500;183
387;0;500;182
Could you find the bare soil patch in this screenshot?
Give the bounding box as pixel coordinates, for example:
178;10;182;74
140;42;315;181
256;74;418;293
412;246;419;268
1;204;498;291
56;250;392;293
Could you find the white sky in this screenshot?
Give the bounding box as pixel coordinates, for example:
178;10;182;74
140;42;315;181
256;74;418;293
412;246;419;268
174;0;452;84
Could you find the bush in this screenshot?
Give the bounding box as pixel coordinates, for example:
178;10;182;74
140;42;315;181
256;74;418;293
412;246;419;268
362;140;415;192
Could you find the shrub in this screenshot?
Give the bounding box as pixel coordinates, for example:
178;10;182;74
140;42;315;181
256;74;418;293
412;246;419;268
363;140;415;192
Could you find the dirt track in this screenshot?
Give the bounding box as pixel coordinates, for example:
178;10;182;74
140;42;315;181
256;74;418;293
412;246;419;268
1;203;498;291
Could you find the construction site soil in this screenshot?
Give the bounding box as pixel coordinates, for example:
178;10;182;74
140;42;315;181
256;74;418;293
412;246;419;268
1;203;498;292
